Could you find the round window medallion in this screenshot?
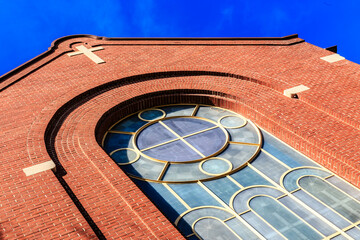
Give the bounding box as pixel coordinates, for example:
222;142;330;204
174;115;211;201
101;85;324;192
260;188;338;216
103;104;262;183
135;117;228;163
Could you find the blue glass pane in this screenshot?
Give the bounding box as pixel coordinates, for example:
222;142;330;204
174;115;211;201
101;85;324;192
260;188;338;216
103;133;133;153
162;118;216;136
226;218;260;240
293;190;350;229
251;151;289;184
346;227;360;239
326;176;360;201
178;207;232;236
111;149;137;164
133;180;188;222
299;176;360;223
161;105;196;117
230;166;272;187
262;130;318;168
241;211;286;240
283;168;331;192
185;128;227;156
162;162;209;182
278;196;336;236
139;109;164;121
250;196;322;240
220;116;246;128
226;124;259;144
187;235;199;240
136;122;177;150
195;106;231;122
194;218;239;240
202;159;230;175
169;183;222;208
217;144;258;168
143;140;202;162
233;187;283;213
203;178;240;204
121;156;164;179
331;235;348;240
112;114;147;132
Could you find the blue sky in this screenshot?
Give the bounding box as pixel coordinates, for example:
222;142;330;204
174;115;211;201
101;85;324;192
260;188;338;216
1;0;359;76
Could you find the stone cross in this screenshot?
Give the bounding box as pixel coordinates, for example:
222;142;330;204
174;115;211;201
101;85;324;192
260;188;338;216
67;45;105;64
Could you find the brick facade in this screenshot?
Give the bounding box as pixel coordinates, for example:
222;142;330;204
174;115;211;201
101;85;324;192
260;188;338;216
0;34;359;239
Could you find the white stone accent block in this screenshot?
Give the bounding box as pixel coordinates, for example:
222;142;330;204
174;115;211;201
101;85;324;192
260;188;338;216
23;160;56;176
284;85;310;98
320;54;345;63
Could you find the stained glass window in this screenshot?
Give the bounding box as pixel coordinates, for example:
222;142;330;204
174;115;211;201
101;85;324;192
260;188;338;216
102;104;360;240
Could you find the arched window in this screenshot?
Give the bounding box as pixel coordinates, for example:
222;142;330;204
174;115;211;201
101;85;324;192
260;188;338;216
102;104;360;239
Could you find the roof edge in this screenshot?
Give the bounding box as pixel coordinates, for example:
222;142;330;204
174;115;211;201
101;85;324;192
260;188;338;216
0;34;300;85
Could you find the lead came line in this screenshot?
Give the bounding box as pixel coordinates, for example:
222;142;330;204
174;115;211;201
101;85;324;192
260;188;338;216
247;163;354;239
140;138;179;151
157;162;169;181
261;149;291;170
197;181;266;240
229;141;260;146
163;183;191;210
108;130;135;135
159;121;206;158
140;125;218;152
191;105;199;116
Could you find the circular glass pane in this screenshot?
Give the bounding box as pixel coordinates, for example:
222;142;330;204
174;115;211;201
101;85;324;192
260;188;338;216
136;117;228;162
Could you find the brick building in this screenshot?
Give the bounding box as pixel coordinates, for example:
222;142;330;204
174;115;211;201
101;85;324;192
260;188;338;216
1;34;360;239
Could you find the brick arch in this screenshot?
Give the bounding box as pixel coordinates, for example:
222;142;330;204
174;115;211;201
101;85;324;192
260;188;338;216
25;71;278;239
25;70;359;239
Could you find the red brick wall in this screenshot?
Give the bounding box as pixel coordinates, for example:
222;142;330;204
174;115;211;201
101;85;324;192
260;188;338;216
1;35;359;239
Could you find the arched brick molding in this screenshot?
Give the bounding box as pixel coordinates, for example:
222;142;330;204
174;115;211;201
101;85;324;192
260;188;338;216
25;71;359;239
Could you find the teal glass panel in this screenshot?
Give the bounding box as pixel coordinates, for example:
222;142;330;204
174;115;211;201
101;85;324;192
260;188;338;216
346;227;360;239
161;105;196;117
261;130;318;168
283;168;331;192
299;176;360;223
232;186;283;213
139;109;164;121
201;159;230;175
278;195;336;236
112;114;147;132
330;235;348;240
293;189;350;229
326;176;360;201
217;144;258;168
194;218;240;240
230;166;272;187
133;180;188;222
250;196;323;239
251;151;288;184
103;133;133;153
220;115;246;128
161;162;209;182
120;156;164;179
195;106;230;122
226;124;259;144
203;177;240;204
111;148;137;165
226;218;260;240
177;207;232;236
169;183;222;208
241;211;286;240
